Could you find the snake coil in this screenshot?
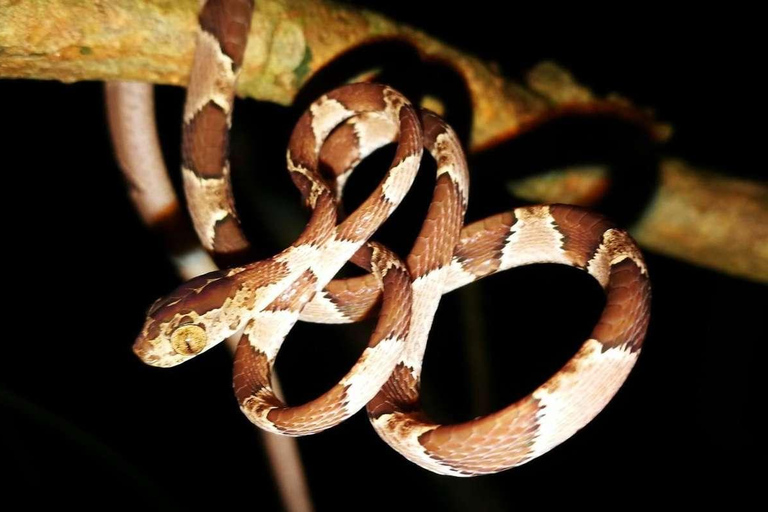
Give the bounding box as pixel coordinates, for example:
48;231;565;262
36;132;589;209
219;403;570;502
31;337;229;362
121;0;651;476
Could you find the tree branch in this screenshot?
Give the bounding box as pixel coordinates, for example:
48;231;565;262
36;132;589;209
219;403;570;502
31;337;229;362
2;0;764;281
0;0;666;149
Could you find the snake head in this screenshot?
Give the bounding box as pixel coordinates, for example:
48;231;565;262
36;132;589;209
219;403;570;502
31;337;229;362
133;269;245;367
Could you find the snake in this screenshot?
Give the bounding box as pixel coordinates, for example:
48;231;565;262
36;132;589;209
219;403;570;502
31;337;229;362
123;0;651;476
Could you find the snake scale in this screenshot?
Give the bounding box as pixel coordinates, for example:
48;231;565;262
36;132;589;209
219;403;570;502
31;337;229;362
117;0;651;476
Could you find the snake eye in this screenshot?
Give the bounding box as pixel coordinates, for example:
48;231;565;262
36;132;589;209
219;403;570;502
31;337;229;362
170;324;207;355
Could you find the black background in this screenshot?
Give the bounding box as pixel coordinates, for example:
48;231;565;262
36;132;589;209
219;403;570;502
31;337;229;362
1;2;761;509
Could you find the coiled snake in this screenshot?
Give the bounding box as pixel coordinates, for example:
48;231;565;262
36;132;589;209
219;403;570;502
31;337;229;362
122;0;651;476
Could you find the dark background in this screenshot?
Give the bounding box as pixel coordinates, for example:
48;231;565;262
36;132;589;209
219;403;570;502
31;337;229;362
1;2;761;509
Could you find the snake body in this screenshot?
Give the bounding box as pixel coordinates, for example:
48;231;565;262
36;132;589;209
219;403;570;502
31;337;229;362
125;0;651;476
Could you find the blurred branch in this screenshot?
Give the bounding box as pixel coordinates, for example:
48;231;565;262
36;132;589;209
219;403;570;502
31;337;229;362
633;159;768;283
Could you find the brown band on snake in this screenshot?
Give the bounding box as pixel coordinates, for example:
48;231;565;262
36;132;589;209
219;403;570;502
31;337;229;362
183;103;230;180
366;362;421;418
549;204;616;268
318;122;362;180
306;274;383;324
366;257;413;347
233;344;274;405
591;258;651;352
198;0;255;67
319;111;401;198
453;213;518;279
261;269;320;313
418;397;542;473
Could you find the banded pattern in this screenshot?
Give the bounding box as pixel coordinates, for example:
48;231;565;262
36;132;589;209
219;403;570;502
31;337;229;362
125;0;652;476
367;205;650;476
182;0;255;261
135;83;427;437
